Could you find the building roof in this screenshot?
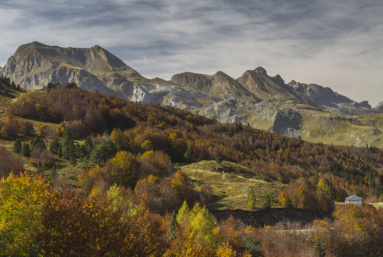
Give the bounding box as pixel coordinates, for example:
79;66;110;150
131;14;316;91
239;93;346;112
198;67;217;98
345;195;363;201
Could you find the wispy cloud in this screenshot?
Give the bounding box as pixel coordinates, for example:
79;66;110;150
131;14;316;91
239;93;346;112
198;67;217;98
0;0;382;105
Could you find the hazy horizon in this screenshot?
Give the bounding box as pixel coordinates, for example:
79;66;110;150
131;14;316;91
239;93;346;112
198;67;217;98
0;0;382;106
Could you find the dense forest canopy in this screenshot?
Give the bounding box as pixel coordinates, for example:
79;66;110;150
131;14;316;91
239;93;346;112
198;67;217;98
0;83;382;256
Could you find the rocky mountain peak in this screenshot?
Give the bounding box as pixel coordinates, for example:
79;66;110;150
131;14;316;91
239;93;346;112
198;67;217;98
254;66;267;75
271;74;285;86
2;42;145;92
356;101;371;108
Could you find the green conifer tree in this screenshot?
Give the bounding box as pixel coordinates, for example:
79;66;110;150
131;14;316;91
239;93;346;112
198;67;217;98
313;238;326;257
58;145;63;158
183;143;193;163
21;143;31;157
84;136;93;155
242;235;264;257
49;139;61;154
229;128;234;137
39;141;46;151
13;138;22;154
167;211;178;240
313;172;319;190
90;140;119;166
48;165;57;181
70;154;77;167
286;152;291;164
263;193;272;209
248;188;256;211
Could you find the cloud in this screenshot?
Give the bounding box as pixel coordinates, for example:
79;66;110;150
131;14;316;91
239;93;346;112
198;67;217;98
0;0;382;105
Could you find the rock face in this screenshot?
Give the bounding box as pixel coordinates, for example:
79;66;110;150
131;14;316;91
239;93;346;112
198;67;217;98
1;42;221;109
1;42;145;94
236;67;293;100
375;101;383;111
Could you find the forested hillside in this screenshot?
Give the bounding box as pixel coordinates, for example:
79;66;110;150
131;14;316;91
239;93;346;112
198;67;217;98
1;78;383;256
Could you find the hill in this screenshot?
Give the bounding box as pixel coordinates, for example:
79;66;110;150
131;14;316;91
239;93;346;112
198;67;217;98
1;86;382;202
181;160;284;211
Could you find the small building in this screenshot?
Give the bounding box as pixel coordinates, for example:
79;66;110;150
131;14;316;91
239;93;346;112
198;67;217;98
345;195;363;205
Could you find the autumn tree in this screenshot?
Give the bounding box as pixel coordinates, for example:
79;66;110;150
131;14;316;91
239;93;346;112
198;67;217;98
107;151;138;188
0;173;49;256
177;202;223;247
171;170;194;205
141;140;154;152
37;190;136;256
0;146;24;178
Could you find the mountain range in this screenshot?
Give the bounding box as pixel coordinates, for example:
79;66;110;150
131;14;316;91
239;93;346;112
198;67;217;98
1;42;382;147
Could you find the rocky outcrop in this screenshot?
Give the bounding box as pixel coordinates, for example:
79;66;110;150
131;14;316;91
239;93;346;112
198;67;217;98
198;99;248;123
129;83;221;111
375;101;383;111
287;80;353;105
0;66;3;76
269;108;303;138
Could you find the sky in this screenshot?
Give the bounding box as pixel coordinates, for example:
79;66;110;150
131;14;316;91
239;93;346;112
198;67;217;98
0;0;382;106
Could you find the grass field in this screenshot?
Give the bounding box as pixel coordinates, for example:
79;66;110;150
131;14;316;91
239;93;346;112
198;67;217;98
181;160;285;211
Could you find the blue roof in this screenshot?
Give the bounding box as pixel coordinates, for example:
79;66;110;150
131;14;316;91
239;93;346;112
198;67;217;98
345;195;363;201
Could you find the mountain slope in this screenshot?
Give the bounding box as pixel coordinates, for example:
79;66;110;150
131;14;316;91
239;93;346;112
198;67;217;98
171;71;260;101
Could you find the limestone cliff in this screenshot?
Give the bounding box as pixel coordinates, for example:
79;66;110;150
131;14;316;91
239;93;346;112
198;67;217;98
2;41;144;93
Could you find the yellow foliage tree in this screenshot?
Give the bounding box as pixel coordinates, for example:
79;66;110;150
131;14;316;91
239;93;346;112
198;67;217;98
171;171;194;204
0;172;49;255
188;203;224;247
278;192;291;207
141;140;154;152
109;151;138;188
